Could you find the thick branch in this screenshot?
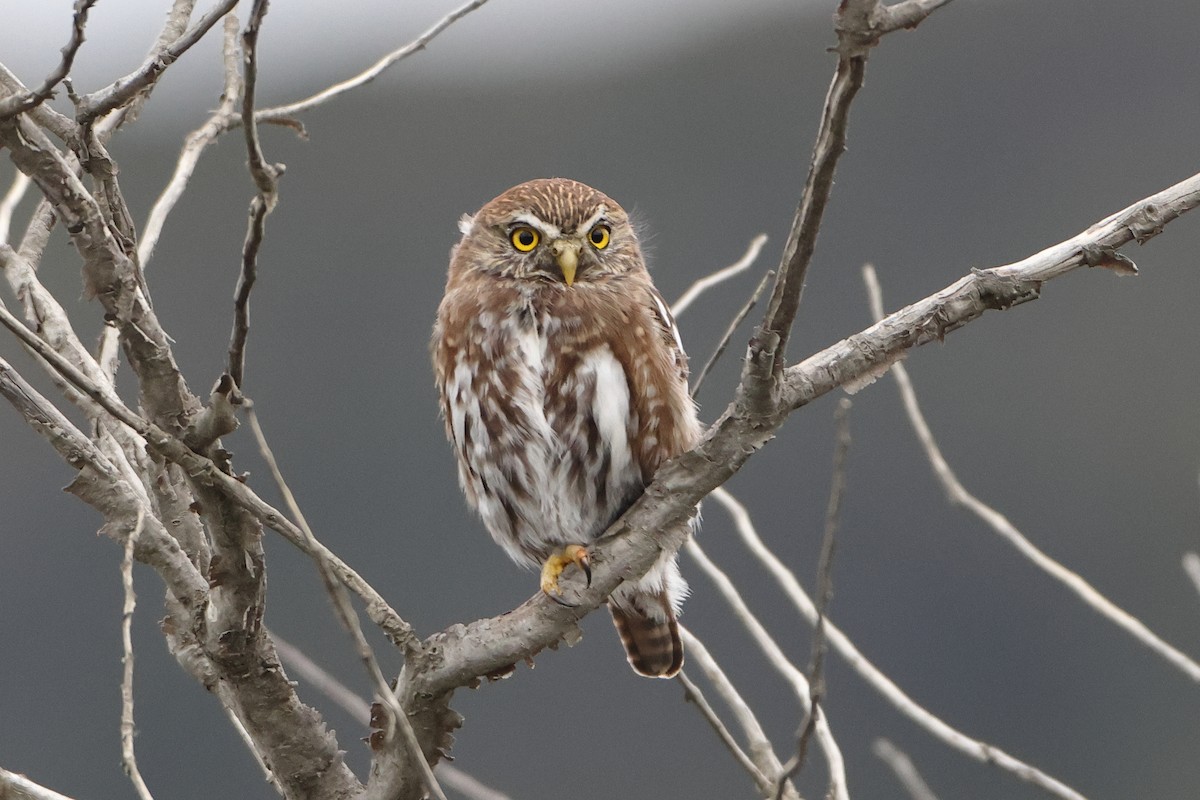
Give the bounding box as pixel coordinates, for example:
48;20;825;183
780;171;1200;413
0;768;77;800
0;114;199;433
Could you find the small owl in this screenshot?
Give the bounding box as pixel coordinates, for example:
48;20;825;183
432;178;701;678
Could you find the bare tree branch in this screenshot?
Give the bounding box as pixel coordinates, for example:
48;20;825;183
0;354;207;609
776;398;852;799
676;670;773;795
749;0;953;406
872;739;940;800
755;45;863;380
873;0;957;36
690;266;775;399
0;242;129;429
672;233;768;316
710;487;1088;800
138;15;240;269
272;632;372;721
0;114;198;432
216;700;280;793
736;0;951;424
678;628;795;799
0;183;422;657
75;0;239;126
435;768;514;800
119;509;155;800
0;64;77;141
0;0;97;121
228;0;283;389
685;538;848;800
257;0;493;123
863;263;1200;685
138;0;485;271
0;768;77;800
779;171;1200;415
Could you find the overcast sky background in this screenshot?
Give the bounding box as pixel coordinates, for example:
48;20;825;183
3;1;1200;799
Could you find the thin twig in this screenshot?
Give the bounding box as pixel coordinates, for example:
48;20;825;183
76;0;239;125
244;405;447;800
678;627;795;799
240;0;277;199
215;693;280;791
690;267;775;399
873;739;941;800
271;630;370;721
0;65;76;141
0;0;97;120
92;0;199;138
710;487;1088;800
138;15;240;270
775;398;852;799
119;508;154;800
672;234;768;317
139;0;485;268
684;540;848;800
228;0;281;390
257;0;493;123
676;670;773;794
863;264;1200;685
0;171;31;243
1183;553;1200;602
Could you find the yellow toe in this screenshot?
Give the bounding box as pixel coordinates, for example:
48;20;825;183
540;545;591;597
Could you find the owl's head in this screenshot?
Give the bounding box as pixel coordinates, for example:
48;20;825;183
453;178;643;287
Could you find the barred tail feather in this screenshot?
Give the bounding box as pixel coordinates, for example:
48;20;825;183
608;595;684;678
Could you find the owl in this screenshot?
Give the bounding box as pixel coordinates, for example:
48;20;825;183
432;178;701;678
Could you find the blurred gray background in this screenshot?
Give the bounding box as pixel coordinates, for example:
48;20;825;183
2;0;1199;798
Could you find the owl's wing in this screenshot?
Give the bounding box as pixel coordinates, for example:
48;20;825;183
646;286;689;383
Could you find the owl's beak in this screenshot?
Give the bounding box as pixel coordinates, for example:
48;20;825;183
550;239;581;286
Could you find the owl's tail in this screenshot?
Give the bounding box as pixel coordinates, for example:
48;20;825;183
608;592;683;678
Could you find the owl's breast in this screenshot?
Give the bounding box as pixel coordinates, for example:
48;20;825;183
437;295;644;567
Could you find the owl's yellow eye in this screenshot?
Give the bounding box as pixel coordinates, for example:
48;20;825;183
510;226;539;252
588;224;611;250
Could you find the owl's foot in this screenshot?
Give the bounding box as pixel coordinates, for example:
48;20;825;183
540;545;592;605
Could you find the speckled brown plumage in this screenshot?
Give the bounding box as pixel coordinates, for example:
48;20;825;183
432;178;700;677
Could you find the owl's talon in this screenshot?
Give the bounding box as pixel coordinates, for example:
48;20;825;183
540;544;591;601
